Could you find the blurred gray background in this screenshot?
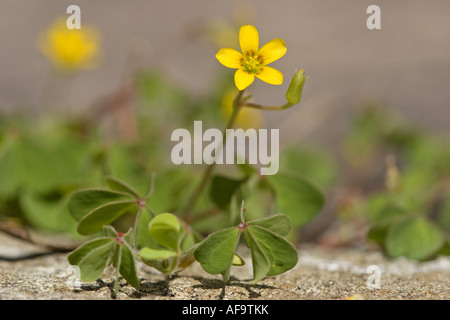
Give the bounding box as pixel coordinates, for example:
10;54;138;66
1;0;449;146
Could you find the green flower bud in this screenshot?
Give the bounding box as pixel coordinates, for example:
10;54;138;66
285;69;307;105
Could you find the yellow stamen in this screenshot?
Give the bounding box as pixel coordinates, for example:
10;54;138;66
241;54;263;74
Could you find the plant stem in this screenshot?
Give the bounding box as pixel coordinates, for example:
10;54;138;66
181;90;245;216
243;101;294;111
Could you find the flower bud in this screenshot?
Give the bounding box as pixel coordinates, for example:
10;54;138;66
285;69;307;105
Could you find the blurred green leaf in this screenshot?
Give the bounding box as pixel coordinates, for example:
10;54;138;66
386;217;445;260
437;242;450;256
367;225;388;247
20;191;76;233
138;71;188;109
280;148;338;189
228;174;264;224
149;169;192;214
269;173;324;227
366;193;411;226
210;175;246;210
437;195;450;232
105;176;141;198
0;138;60;197
104;144;143;181
343;106;382;163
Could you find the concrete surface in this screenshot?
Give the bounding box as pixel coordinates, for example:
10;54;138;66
0;232;448;300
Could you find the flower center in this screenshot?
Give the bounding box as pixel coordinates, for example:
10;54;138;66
241;54;263;74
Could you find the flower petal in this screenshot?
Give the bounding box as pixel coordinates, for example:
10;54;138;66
256;66;283;85
258;38;287;65
239;25;259;56
216;48;243;69
234;69;255;91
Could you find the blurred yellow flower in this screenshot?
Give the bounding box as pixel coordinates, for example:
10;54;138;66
207;21;239;49
207;4;255;49
38;18;101;72
222;88;264;130
216;25;286;91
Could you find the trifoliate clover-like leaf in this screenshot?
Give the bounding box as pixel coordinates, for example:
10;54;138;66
246;225;298;276
194;227;240;275
247;214;292;237
68;237;115;282
148;213;181;251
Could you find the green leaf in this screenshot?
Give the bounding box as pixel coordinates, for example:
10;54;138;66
102;225;118;238
68;238;115;282
105;144;142;181
180;231;197;253
0;138;60;196
366;193;411;226
269;173;324;227
247;214;292;237
105;176;141;198
120;244;140;289
20;191;76;233
134;208;158;250
210;175;246;210
77;200;138;235
386;217;445;260
123;228;135;247
247;225;298;276
437;242;450;256
148;169;192;213
112;244;122;297
280;148;338;189
0;141;22;197
229;174;264;223
437;195;450;232
140;247;178;260
367;225;388;247
245;230;271;283
194;227;240;275
232;253;245;266
68;189;134;222
148;213;180;251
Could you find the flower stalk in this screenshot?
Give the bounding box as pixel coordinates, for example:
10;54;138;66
181;90;245;216
180;26;307;216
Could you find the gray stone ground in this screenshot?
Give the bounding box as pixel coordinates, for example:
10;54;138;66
0;232;448;300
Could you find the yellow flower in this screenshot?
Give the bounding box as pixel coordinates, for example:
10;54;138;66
221;88;264;130
216;25;286;91
38;18;101;72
